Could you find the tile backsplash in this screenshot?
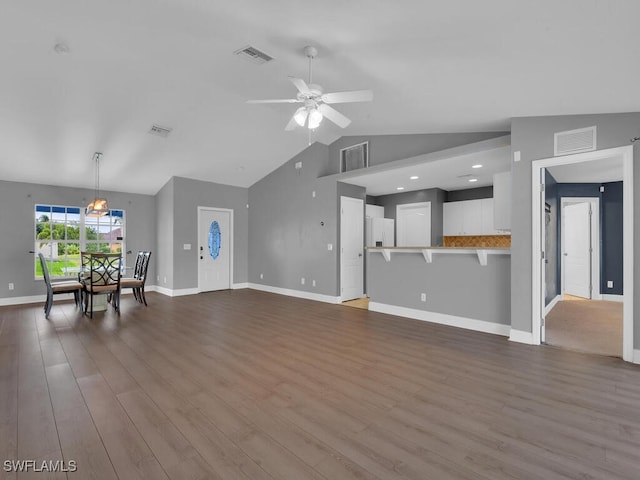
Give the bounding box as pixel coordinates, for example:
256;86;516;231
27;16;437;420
443;235;511;248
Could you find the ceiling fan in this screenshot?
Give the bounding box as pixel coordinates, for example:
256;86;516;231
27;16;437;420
246;46;373;131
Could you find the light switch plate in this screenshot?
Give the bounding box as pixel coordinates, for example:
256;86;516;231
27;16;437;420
183;244;191;250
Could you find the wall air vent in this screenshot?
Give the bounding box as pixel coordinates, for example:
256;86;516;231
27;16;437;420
148;125;172;138
234;45;274;65
554;126;596;156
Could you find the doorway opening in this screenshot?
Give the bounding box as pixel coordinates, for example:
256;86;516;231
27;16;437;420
531;146;633;361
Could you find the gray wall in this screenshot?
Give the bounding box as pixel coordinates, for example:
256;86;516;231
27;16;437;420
375;188;447;246
510;112;640;349
171;177;248;290
368;252;511;325
0;179;156;299
155;178;175;289
446;186;493;202
326;132;509;176
248;142;341;296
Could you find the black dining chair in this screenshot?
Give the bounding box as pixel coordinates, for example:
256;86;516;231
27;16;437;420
38;253;83;318
82;252;122;318
120;251;152;305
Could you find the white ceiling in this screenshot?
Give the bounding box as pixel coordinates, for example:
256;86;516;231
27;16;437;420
1;1;639;195
342;144;511;196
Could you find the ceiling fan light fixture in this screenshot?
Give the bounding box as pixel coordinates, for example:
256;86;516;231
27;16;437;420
308;108;323;129
293;107;308;127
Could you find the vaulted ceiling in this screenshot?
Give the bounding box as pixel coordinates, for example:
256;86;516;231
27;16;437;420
1;1;638;194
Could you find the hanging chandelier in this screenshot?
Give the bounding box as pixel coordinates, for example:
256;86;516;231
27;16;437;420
86;152;109;217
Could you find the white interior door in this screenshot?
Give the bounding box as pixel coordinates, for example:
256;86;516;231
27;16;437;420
340;196;364;301
563;202;591;299
396;202;431;246
198;207;231;292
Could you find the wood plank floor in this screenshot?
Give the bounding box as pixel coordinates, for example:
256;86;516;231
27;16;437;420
1;289;640;479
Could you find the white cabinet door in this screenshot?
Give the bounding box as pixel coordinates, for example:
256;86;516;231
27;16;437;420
481;198;497;234
443;202;463;235
493;171;511;231
462;200;482;235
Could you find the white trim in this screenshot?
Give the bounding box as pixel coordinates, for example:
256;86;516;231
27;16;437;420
509;329;536;345
197;206;234;293
368;301;511;337
633;349;640;365
232;282;249;289
248;283;341;304
154;286;199;297
544;294;562;316
531;145;634;362
560;197;600;299
0;294;50;306
601;294;624;303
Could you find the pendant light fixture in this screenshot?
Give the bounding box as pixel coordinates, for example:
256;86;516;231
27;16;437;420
86;152;109;217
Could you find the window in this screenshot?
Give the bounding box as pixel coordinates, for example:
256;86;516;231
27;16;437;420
35;205;125;279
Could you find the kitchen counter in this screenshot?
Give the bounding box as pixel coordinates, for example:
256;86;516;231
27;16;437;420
367;246;510;266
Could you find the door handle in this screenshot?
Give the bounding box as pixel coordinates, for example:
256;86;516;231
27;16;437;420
563;253;568;256
200;256;203;260
358;253;363;257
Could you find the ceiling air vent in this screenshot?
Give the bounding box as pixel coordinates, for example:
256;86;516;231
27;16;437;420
554;126;596;156
148;124;172;138
234;45;274;65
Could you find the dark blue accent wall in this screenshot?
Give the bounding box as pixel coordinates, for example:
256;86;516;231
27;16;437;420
551;181;623;299
601;182;623;295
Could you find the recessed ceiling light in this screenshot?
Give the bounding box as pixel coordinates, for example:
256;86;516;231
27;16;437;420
469;178;478;183
409;175;419;180
396;187;405;191
472;164;483;169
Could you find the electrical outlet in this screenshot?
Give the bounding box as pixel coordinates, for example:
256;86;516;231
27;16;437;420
157;275;160;282
163;277;167;284
420;293;427;302
8;283;14;291
312;190;316;198
607;280;614;288
312;280;316;287
260;273;264;280
327;243;333;251
301;277;305;285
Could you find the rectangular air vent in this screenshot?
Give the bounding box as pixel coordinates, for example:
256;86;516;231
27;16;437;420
554;126;596;156
234;45;274;65
340;142;369;173
148;124;172;138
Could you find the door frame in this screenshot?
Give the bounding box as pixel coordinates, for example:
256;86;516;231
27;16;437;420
340;196;364;302
197;206;234;292
560;197;600;300
396;202;432;247
531;146;633;362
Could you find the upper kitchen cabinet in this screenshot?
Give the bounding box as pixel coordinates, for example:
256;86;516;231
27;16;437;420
493;171;511;231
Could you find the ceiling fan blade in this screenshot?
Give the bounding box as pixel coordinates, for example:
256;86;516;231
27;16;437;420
289;76;310;94
246;98;301;104
321;89;373;104
318;104;351;128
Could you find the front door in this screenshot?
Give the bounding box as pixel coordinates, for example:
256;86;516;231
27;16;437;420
198;207;231;292
563;202;591;299
340;196;364;301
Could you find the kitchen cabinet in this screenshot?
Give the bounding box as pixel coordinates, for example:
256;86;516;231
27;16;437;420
444;198;501;235
493;171;511;231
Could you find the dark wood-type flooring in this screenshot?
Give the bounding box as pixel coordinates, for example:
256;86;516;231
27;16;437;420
1;289;640;479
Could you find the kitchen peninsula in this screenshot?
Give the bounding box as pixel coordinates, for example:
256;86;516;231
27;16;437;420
367;246;511;336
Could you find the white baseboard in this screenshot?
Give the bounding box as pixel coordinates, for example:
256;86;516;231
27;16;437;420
544;295;562;315
154;286;199;297
368;302;511;337
0;294;51;306
509;329;536;345
248;283;341;304
602;294;624;303
232;282;249;289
